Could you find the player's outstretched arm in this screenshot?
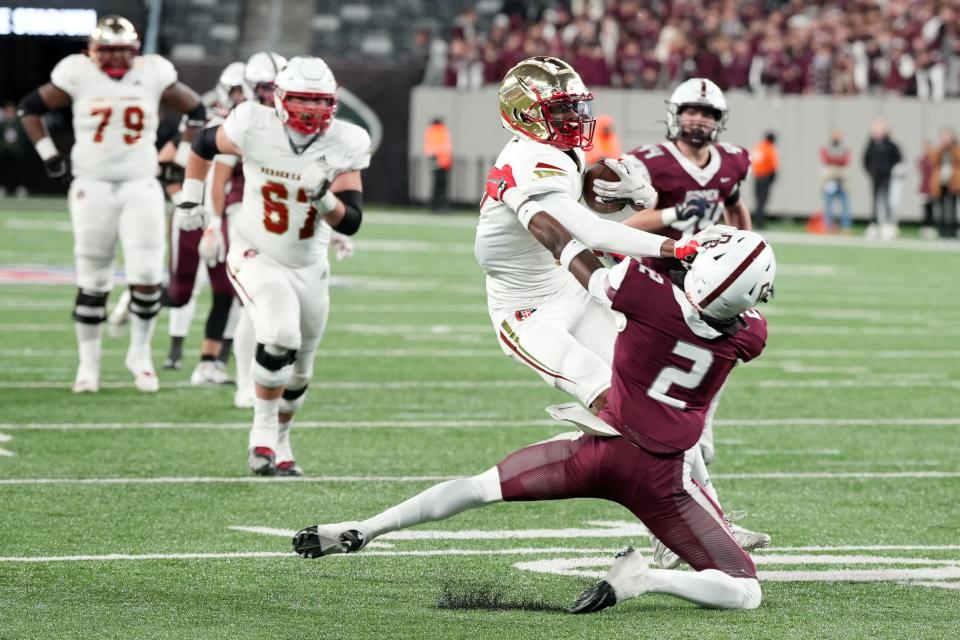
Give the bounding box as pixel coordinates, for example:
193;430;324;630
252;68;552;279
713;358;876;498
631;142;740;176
17;84;72;181
176;126;242;231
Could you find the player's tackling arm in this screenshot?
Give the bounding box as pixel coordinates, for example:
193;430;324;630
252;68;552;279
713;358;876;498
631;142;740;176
723;199;753;230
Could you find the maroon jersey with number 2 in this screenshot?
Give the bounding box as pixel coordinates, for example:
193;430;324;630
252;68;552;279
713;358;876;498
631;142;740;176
598;258;767;454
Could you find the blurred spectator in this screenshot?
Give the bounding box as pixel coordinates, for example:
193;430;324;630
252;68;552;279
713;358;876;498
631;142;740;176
0;100;29;198
820;130;852;233
918;140;936;240
584;114;621;165
423;117;453;213
863;119;903;240
750;132;779;229
928;126;960;238
418;1;960;97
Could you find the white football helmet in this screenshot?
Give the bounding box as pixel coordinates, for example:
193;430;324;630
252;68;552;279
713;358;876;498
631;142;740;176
215;61;246;110
684;228;775;321
666;78;728;143
243;51;287;105
274;56;338;135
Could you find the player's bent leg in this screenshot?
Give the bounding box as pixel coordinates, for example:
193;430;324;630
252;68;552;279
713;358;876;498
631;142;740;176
72;288;109;393
275;350;315;476
190;292;235;386
294;467;503;559
496;313;611;407
249;343;296;475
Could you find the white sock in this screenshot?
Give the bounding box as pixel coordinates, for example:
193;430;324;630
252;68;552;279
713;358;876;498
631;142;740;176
75;322;103;374
249;396;280;450
127;314;157;370
639;570;761;610
168;296;197;338
234;310;255;397
276;417;294;462
361;467;502;540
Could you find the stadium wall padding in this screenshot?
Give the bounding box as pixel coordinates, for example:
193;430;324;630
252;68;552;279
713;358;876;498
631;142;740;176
410;86;960;221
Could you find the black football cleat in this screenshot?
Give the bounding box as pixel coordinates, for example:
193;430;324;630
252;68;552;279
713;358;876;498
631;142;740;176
248;447;276;475
568;580;618;614
275;460;304;477
292;522;367;559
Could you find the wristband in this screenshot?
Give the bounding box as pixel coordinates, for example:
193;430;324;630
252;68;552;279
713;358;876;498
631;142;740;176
502;188;527;212
660;207;677;225
317;190;338;213
516;200;540;229
181;178;205;204
206;215;222;231
559;239;588;270
35;137;58;162
174;140;192;167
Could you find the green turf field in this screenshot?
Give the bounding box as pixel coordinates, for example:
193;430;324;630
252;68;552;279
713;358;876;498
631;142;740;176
1;202;959;639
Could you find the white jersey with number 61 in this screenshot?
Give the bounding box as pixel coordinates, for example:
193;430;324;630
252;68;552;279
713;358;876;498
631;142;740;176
50;53;176;182
221;101;371;268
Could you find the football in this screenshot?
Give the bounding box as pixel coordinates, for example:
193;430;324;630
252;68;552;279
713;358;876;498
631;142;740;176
582;161;630;214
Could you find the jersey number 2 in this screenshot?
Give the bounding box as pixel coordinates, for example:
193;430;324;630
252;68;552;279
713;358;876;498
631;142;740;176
647;340;714;410
261;181;319;239
91;106;144;144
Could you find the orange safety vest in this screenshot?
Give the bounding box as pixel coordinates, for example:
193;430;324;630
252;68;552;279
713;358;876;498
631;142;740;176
585;115;622;165
424;123;453;170
750;140;779;178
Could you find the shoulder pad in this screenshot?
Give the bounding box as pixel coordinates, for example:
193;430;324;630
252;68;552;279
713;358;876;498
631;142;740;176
326;120;373;172
50;54;92;96
140;55;178;92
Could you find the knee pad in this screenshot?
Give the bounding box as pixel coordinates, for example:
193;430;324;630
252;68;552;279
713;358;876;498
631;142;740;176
129;286;162;320
204;293;234;341
279;384;308;414
252;343;296;388
73;289;108;324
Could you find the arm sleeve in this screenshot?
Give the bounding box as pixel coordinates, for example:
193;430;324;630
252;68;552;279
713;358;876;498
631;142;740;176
220;103;251;153
528;192;666;258
214;154;238;168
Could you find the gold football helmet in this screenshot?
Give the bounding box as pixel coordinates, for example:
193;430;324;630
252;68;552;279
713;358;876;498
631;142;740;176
498;56;596;150
89;15;140;79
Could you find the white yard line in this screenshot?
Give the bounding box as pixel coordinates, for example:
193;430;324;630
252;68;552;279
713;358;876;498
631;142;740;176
1;470;957;486
2;417;959;431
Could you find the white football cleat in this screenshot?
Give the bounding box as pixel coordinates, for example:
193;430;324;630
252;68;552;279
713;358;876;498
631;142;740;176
106;290;131;339
71;367;100;394
126;356;159;393
651;535;682;569
190;361;235;386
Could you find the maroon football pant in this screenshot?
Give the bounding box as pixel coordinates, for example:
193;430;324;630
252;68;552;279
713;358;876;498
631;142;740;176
168;219;234;306
497;434;756;579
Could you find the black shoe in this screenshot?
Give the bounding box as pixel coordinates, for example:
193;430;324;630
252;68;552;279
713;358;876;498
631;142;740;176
248;447;276;475
568;580;618;614
275;460;304;477
292;523;365;559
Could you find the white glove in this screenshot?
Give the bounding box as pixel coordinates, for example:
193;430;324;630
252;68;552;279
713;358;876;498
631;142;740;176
330;231;354;261
692;224;737;246
299;163;329;199
198;215;226;267
174;202;207;231
592;158;658;209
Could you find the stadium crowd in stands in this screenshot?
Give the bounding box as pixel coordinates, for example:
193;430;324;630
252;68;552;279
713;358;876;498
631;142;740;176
423;0;960;99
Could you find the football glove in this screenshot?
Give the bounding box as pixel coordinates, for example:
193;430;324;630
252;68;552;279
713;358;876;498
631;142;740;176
300;163;330;201
484;164;517;201
677;197;712;221
174;201;207;231
592;158;657;209
43;156;70;183
198;215;226;267
330;231;355;261
673;239;702;262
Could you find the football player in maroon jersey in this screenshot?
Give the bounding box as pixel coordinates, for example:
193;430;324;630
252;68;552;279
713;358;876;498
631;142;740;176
292;189;776;614
592;78;755;468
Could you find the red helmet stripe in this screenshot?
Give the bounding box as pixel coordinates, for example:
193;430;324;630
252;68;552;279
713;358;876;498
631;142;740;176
699;241;767;308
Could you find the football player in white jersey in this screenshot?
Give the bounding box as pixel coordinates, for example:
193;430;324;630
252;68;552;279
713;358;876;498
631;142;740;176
476;56;698;413
177;56;371;476
18;15;206;393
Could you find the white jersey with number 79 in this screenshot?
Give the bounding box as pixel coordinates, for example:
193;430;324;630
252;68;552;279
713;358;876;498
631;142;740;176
221;101;371;268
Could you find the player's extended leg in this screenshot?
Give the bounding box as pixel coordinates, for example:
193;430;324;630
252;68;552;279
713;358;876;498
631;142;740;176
274;263;330;476
570;445;761;613
165;218;204;371
68;178;120;393
190;233;236;385
227;244;301;475
118;179;166;392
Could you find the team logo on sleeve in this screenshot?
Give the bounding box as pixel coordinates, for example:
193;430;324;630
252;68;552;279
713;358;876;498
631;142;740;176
533;162;566;179
515;308;537;322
